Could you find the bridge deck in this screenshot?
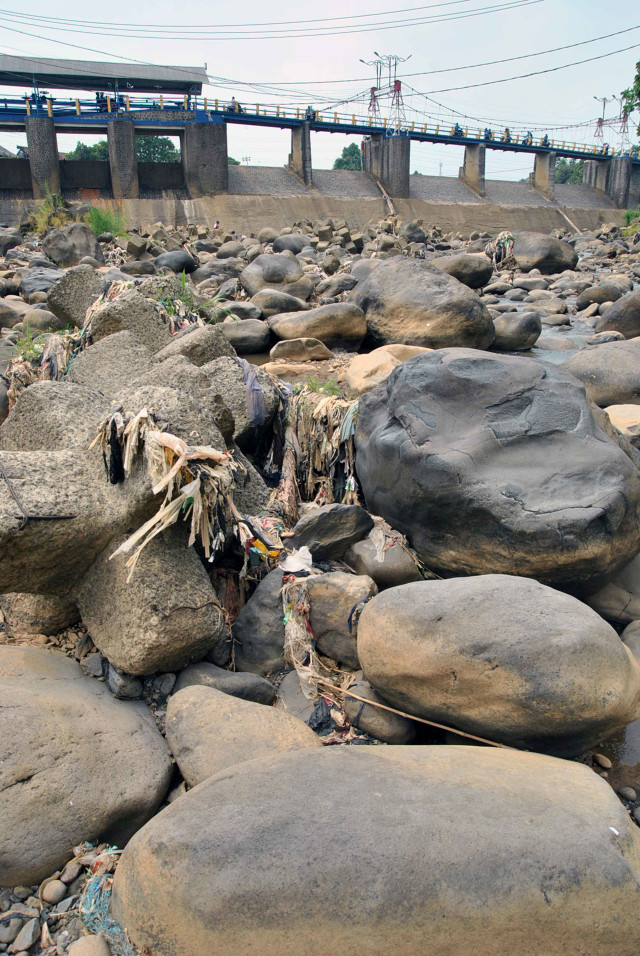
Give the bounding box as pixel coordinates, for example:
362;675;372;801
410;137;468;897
0;94;637;165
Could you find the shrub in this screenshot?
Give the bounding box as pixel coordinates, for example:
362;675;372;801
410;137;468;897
85;200;127;237
29;188;67;234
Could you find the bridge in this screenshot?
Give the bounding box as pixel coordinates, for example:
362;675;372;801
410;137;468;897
0;56;638;209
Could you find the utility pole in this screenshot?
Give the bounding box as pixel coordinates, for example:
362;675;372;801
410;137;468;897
593;95;614;143
439;162;443;176
359;52;411;128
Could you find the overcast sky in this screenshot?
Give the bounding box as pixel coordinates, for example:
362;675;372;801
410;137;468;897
0;0;637;180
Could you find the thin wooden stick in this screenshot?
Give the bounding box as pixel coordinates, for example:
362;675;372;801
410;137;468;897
316;678;517;750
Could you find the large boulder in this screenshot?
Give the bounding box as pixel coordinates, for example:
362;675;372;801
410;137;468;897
346;344;430;394
66;329;153;399
19;265;64;298
350;258;495;349
0;227;22;257
88;289;172;353
153;250;197;273
42;223;105;268
268;302;366;351
46;264;105;327
355;349;640;588
152;323;236;366
240;254;305;297
584;553;640;624
220;317;270;354
358;575;640;755
77;526;227;676
512;232;578;274
199;356;279;449
564;340;640;406
576;279;631;310
272;234;307;254
287;504;374;561
111;746;640;955
0;591;79;636
594;291;640;339
0;380;109;451
306;571;377;669
165;685;321;787
250;288;310;319
173;662;276;705
431;253;493;289
491;311;542;351
232;569;285;675
0;646;171;886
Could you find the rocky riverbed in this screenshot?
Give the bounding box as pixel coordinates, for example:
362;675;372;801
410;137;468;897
2;204;640;954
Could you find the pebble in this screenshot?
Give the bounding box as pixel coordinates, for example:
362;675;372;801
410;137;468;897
0;919;23;945
634;807;640;825
59;860;83;885
41;880;67;905
594;753;612;769
153;673;177;696
9;891;31;903
106;664;142;699
67;935;113;955
618;786;637;801
8;917;39;953
80;653;104;679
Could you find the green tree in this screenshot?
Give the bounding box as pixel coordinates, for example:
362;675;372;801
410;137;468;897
622;62;640;136
554;158;584;184
65;136;180;163
135;136;180;163
228;156;240;164
65;140;109;160
333;143;362;170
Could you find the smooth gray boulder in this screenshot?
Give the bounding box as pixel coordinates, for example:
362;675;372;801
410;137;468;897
287;504;374;562
350;258;495;349
233;569;286;675
512;232;578;274
585;552;640;624
431;253;493;289
306;571;377;669
165;685;321;787
173;662;276;705
491;310;542;350
594;291;640;339
152;323;236;366
111;746;640;955
358;575;640;755
564;340;640;406
268;302;366;352
250;289;310;318
240;254;304;297
0;646;171;886
221;317;270;354
355;349;640;588
343;679;417;743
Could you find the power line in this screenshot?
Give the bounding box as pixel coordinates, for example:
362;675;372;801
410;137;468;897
0;1;543;41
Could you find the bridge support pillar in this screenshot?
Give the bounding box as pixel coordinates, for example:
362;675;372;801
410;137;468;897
605;156;632;208
460;144;485;197
582;159;608;193
363;134;410;198
533;151;555;200
288;122;312;186
108;120;139;200
182;121;228;198
25;117;60;199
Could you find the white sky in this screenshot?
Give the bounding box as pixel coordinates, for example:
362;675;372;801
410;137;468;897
0;0;638;180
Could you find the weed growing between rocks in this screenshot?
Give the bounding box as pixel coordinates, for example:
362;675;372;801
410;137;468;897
84;201;127;239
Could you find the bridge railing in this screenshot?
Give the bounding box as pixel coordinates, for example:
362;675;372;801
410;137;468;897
0;92;637;159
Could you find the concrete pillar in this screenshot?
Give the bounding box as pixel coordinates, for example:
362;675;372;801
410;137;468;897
25;116;60;198
630;163;640;209
363;134;410;198
606;156;632;208
582;159;608;193
182;120;228;198
460;144;486;197
533;151;555;200
107;120;139;200
288;122;312;186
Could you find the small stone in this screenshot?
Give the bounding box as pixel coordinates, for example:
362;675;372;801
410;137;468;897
54;896;77;915
10;890;31;903
80;653;104;679
106;664;143;699
42;880;67;905
0;919;23;945
633;807;640;825
619;786;637;801
594;753;612;769
153;673;176;697
59;861;83;885
8;917;39;953
67;934;113;955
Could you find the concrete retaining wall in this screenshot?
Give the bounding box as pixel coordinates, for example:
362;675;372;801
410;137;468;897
0;159;31;189
59;161;110;189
